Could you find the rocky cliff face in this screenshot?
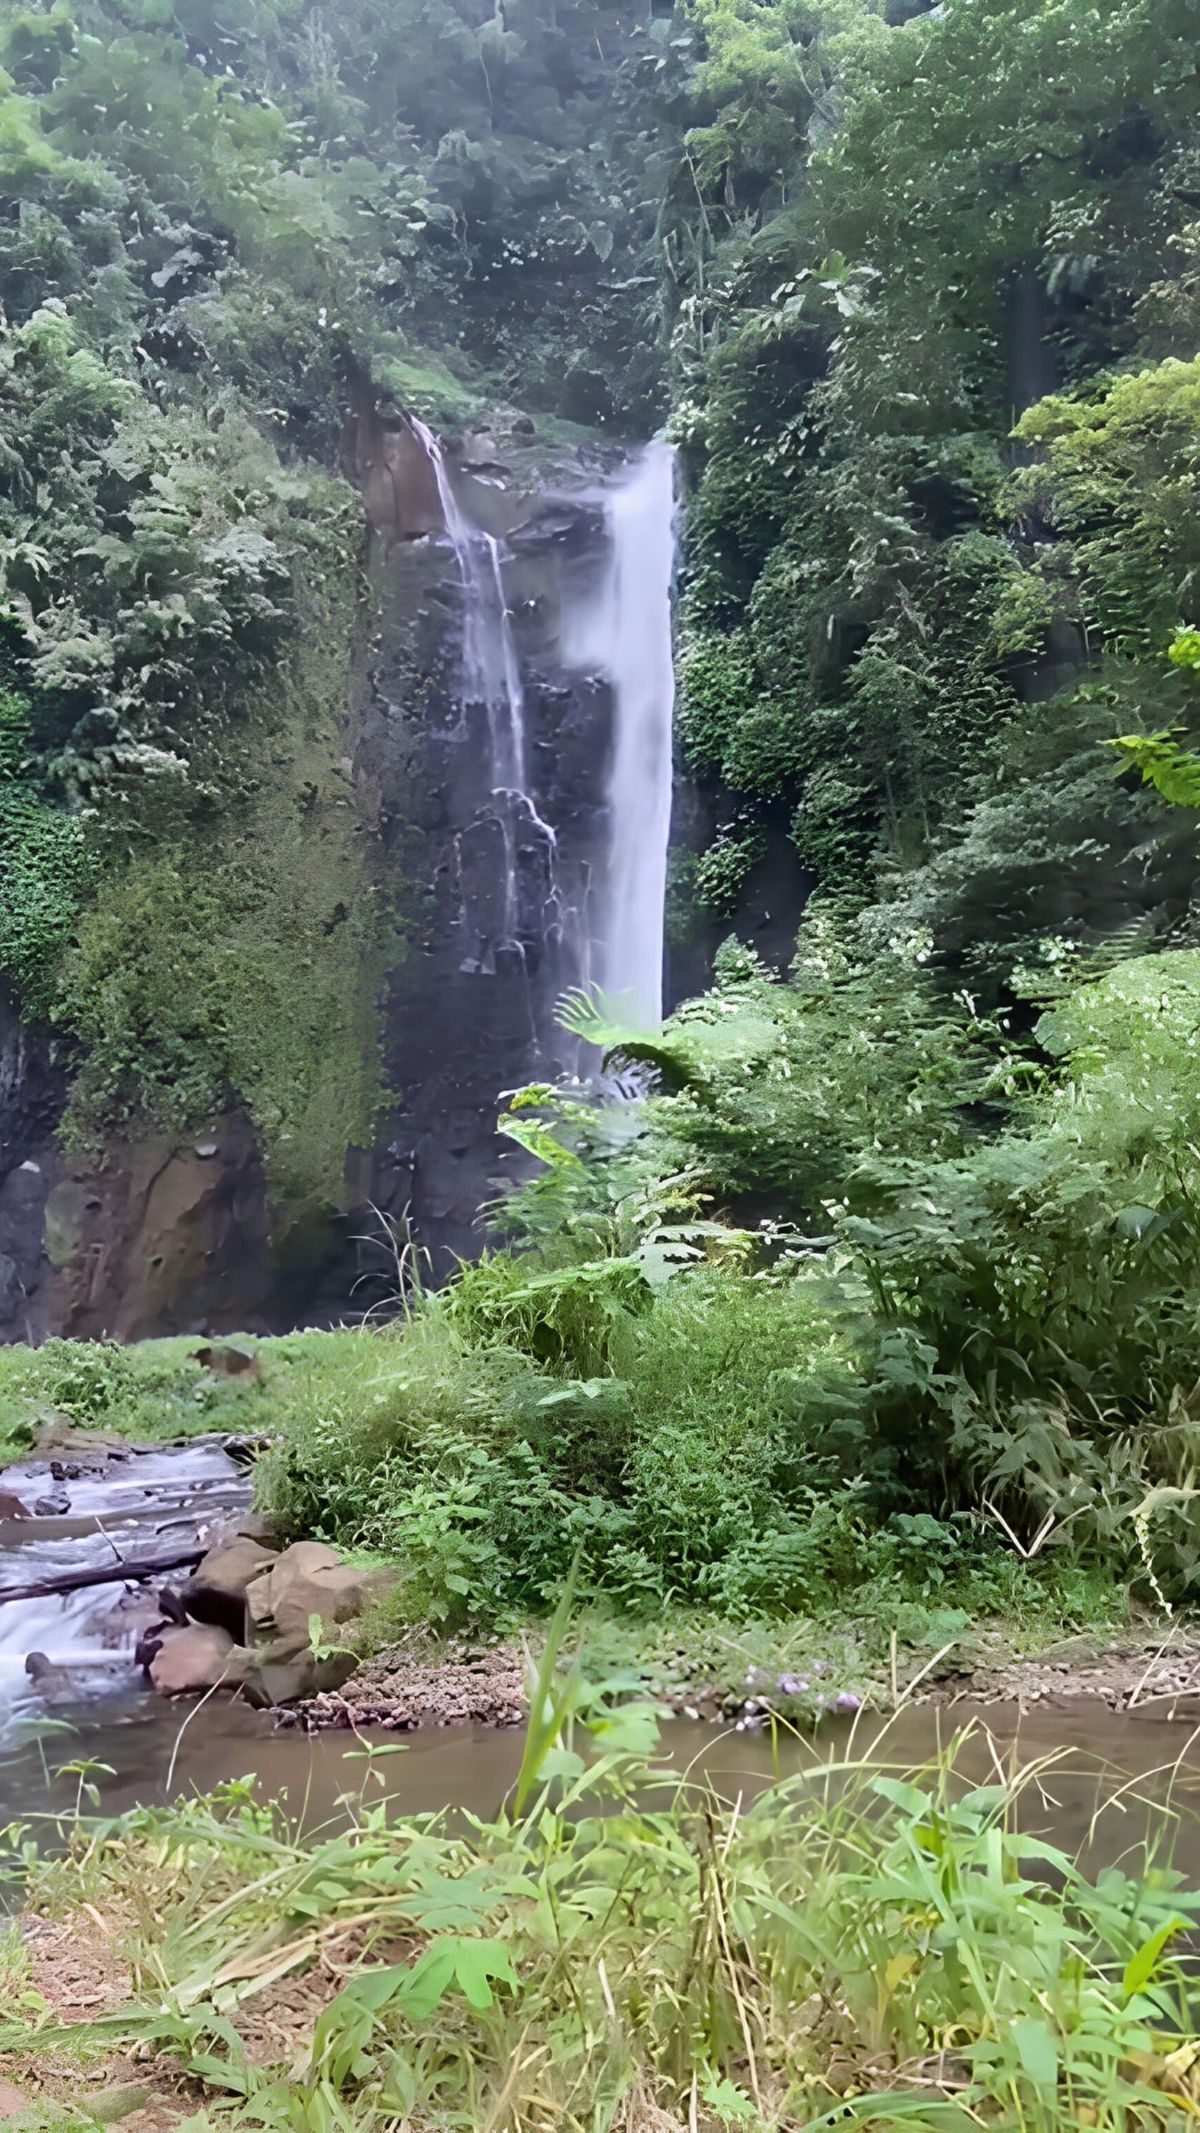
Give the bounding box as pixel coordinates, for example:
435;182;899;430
0;410;628;1337
351;406;620;1286
0;1001;63;1343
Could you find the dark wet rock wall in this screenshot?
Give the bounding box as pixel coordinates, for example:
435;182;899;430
0;416;626;1333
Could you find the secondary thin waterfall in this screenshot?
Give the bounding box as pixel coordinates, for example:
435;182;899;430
588;443;677;1027
411;416;555;956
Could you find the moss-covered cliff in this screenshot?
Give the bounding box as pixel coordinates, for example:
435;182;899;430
0;0;681;1330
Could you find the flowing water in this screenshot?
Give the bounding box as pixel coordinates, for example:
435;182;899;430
5;1677;1200;1885
410;415;558;965
597;443;677;1026
414;419;677;1034
1;1455;1199;1875
0;1441;249;1749
563;443;677;1028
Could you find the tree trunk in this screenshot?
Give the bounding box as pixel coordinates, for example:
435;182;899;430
0;1546;205;1607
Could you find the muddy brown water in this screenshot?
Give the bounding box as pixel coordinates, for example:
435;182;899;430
4;1688;1200;1886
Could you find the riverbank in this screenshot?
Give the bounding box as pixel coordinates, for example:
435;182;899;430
295;1613;1200;1737
0;1342;1189;1746
5;1673;1200;2132
0;1333;328;1465
3;1334;1196;1752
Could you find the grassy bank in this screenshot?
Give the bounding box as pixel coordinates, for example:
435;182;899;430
0;1331;347;1466
3;1653;1200;2131
0;1323;1142;1711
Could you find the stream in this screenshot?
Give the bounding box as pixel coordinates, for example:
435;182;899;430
0;1437;250;1752
3;1445;1200;1880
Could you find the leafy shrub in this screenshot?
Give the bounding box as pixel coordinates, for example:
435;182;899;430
693;824;767;914
0;684;93;1016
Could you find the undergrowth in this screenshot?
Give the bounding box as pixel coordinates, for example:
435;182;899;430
246;928;1200;1634
4;1632;1200;2130
0;1330;350;1465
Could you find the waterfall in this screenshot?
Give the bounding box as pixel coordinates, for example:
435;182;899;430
410;416;675;1052
411;416;556;958
602;444;676;1024
375;422;677;1269
570;443;676;1028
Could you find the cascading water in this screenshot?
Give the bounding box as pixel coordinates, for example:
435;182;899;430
410;417;557;963
0;1441;250;1747
566;442;677;1028
372;423;677;1273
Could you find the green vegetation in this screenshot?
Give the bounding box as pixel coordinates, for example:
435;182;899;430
0;0;676;1221
669;0;1200;945
0;1328;350;1462
241;928;1200;1634
12;0;1200;2102
7;1672;1200;2129
3;0;1200;1653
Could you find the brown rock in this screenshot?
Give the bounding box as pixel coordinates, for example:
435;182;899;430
232;1510;277;1545
150;1626;248;1696
0;2079;28;2119
245;1571;275;1630
193;1537;278;1593
267;1545;371;1640
0;1491;29;1520
193;1343;262;1381
239;1632;358;1709
270;1540;341;1578
181;1538;278;1639
202;1508;279;1552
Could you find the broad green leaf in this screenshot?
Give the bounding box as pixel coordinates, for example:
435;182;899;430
1011;2015;1059;2093
1122;1917;1188;2000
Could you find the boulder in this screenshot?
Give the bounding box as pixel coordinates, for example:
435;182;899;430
134;1624;165;1676
240;1632;359;1708
0;1490;29;1520
24;1652;82;1704
181;1538;278;1639
245;1572;275;1630
266;1544;372;1640
202;1508;278;1549
0;2080;29;2120
270;1540;340;1577
150;1626;247;1696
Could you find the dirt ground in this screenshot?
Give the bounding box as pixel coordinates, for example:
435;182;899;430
929;1629;1200;1718
292;1633;527;1731
1;1914;195;2128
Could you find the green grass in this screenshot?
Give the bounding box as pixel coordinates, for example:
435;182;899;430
0;1319;1139;1681
5;1646;1200;2131
0;1329;368;1467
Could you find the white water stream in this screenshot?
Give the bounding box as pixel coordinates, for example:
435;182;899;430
410;416;559;956
0;1441;249;1746
567;443;677;1027
412;420;676;1029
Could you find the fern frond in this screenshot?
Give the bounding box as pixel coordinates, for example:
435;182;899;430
555;987;696;1090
